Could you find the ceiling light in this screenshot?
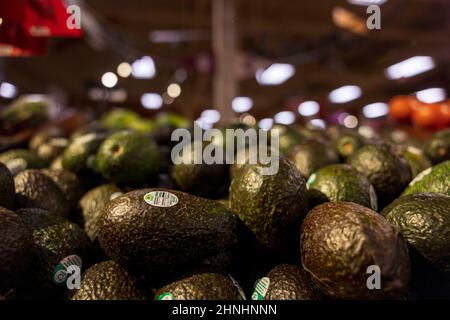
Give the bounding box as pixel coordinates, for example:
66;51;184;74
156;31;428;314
362;102;389;118
309;119;326;129
344;115;358;128
385;56;435;80
274;111;296;125
259;118;274;131
132;56;156;79
201;109;221;124
167;83;181;98
416;88;446;104
298;101;320;116
0;82;18;99
101;72;118;88
329;85;362;104
255;63;295;86
232;97;253;113
347;0;387;6
117;62;132;78
141;93;162;110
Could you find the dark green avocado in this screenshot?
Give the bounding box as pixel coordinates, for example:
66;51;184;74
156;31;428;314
41;169;84;209
334;132;366;159
346;144;412;208
306;164;378;210
396;146;432;178
96;131;160;185
251;264;325;300
287;139;339;179
16;209;94;297
79;184;122;242
0;208;33;293
155;272;245;300
171;143;229;198
424;129;450;164
270;125;303;156
402;160;450;196
61;132;107;174
382;193;450;273
71;260;146;300
14;169;71;218
229;157;308;254
0;162;15;209
98;189;241;281
0;149;47;175
300;202;410;299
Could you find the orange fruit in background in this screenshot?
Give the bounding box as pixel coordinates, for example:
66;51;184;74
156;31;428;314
389;95;413;120
411;102;443;129
438;101;450;127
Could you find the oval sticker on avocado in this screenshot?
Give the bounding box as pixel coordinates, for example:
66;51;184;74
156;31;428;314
251;277;270;300
157;292;174;300
144;191;179;207
52;255;82;285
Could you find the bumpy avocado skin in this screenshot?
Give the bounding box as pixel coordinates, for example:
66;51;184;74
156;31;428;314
14;169;71;218
334;132;365;159
253;264;325;300
98;189;241;282
71;260;146;300
79;184;122;242
346;144;412;208
96;131;160;185
424;129;450;164
402;161;450;196
398;147;432;178
0;208;33;293
16;209;94;297
156;272;245;300
301;202;410;299
288;139;339;179
41;169;84;209
0;149;47;175
229;158;308;254
171;146;229;198
307;164;377;210
0;162;15;209
382;193;450;273
62;133;106;174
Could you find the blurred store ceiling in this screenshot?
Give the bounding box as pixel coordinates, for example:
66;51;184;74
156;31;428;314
1;0;450;119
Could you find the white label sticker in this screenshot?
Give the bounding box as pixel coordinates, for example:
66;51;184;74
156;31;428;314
251;277;270;300
144;191;179;208
52;255;82;285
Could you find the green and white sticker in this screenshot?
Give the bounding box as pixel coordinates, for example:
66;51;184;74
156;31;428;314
306;173;317;189
251;277;270;300
6;159;28;176
228;275;247;300
144;191;179;208
157;292;174;300
409;167;432;186
52;255;82;285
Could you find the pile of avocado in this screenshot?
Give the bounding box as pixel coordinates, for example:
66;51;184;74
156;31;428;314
1;105;450;301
